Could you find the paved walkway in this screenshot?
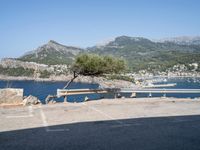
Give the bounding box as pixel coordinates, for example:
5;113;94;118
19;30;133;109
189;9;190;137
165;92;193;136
1;98;200;150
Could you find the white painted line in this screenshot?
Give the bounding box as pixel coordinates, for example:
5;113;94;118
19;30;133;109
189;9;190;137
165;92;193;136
6;106;34;118
39;105;69;132
6;115;33;118
39;105;50;131
82;103;131;127
28;105;33;116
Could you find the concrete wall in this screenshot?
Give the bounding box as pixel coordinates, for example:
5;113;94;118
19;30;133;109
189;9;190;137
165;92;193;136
0;88;24;104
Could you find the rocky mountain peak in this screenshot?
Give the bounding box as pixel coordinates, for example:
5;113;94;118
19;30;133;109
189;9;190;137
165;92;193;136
19;40;84;65
156;36;200;45
106;36;152;47
47;40;62;47
48;40;58;44
115;36;149;42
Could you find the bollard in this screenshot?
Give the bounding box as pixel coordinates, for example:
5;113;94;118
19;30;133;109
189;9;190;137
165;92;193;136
149;93;152;97
84;96;89;102
130;92;136;98
64;96;67;103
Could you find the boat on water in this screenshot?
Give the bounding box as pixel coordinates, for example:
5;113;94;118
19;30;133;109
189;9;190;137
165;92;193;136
142;83;177;88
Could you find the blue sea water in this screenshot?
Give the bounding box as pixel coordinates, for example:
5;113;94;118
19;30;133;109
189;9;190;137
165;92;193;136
0;77;200;103
136;77;200;99
0;80;101;103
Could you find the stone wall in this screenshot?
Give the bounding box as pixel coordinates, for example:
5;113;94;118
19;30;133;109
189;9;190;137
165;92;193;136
0;88;24;104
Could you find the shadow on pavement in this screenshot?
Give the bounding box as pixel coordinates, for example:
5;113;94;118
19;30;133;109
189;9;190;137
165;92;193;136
1;115;200;150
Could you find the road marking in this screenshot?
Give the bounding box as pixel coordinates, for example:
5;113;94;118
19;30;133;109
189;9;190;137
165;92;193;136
28;105;33;116
82;103;131;128
6;115;32;118
6;106;34;118
39;105;49;130
39;105;69;132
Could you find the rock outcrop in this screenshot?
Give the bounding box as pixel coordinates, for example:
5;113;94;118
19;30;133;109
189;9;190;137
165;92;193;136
22;95;41;106
74;76;137;88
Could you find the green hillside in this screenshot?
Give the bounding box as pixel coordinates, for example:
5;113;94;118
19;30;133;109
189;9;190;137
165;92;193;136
88;36;200;72
15;36;200;73
18;40;83;65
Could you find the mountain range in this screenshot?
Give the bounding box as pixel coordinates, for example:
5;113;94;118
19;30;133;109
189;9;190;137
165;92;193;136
19;40;83;65
155;36;200;45
17;36;200;72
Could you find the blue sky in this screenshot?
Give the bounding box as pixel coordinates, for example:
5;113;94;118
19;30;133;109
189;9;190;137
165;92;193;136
0;0;200;58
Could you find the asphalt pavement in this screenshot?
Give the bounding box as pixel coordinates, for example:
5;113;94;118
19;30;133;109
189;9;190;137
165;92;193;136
1;99;200;150
1;115;200;150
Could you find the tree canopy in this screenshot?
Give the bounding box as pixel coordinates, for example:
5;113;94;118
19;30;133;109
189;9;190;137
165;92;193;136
63;54;126;89
71;54;126;76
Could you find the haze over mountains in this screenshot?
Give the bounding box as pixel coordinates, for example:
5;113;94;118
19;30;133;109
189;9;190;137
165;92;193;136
16;35;200;72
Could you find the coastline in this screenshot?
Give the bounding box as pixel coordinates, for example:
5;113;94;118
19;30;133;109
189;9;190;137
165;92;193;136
1;74;200;90
0;75;71;82
1;74;200;82
0;75;136;89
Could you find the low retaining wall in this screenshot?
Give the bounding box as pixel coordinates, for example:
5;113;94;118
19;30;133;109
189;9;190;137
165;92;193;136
0;88;24;104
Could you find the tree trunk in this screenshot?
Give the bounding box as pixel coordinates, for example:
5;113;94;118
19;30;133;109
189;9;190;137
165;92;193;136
63;71;78;89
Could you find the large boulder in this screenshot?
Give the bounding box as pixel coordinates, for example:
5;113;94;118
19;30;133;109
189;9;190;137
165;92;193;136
0;88;23;104
23;95;41;106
